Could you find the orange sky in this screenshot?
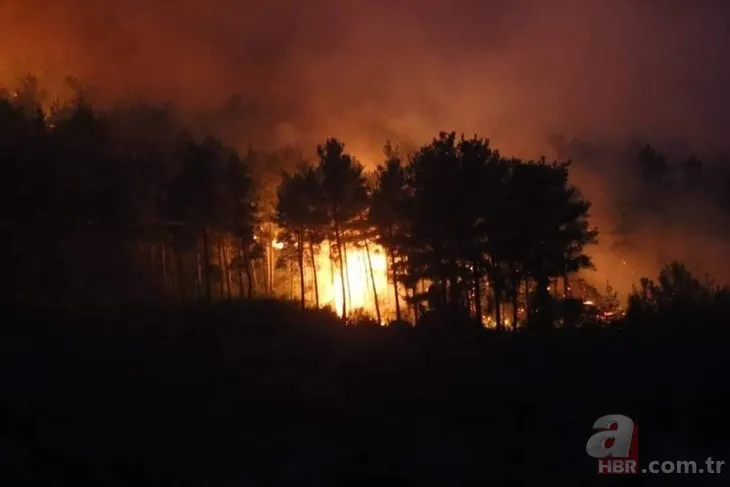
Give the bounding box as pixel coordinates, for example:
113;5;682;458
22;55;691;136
4;0;730;152
2;0;729;292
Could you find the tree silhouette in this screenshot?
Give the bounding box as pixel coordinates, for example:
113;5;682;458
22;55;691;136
276;169;312;310
221;150;257;300
316;139;369;319
456;135;506;327
628;261;729;327
638;144;671;183
302;166;328;308
405;132;463;312
2;81;265;308
369;142;409;322
14;78;730;335
404;133;507;326
636;144;675;218
508;159;597;329
348;192;383;325
393;133;598;329
680;155;703;189
167;137;229;302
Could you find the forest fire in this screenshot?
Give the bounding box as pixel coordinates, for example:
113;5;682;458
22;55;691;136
2;4;729;325
274;240;392;321
319;242;389;319
5;4;730;483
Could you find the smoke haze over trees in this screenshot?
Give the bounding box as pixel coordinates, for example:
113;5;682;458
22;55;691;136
4;0;730;149
4;0;729;294
4;0;730;290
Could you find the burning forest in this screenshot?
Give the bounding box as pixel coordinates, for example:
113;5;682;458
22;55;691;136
5;3;730;484
5;79;728;329
4;0;730;313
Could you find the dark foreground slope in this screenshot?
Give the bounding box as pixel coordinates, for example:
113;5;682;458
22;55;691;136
2;301;729;486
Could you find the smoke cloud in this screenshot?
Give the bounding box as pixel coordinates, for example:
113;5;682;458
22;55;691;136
2;0;729;293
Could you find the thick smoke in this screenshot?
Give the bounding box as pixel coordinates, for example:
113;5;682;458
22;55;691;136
2;0;729;293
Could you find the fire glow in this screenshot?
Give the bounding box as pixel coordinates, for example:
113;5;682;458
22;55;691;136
276;239;394;321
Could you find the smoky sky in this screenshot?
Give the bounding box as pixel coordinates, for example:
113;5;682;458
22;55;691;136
4;0;730;155
2;0;730;290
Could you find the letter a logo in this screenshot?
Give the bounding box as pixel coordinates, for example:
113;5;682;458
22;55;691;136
586;414;636;459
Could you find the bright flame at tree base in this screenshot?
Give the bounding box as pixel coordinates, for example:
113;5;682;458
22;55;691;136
317;241;391;320
275;240;395;321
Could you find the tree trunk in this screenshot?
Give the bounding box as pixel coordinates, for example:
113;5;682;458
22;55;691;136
472;264;482;325
563;273;570;298
218;239;226;300
263;226;270;295
328;240;334;287
264;243;270;295
202;230;212;302
533;274;552;330
409;285;419;325
334;221;347;318
238;247;245;299
148;241;156;298
297;232;306;310
242;240;253;299
449;272;460;311
196;246;202;299
512;284;519;331
171;246;182;304
269;243;274;295
439;262;448;309
465;283;473;317
342;239;352;309
364;240;381;324
251;260;259;297
160;243;168;293
263;228;272;296
224;242;232;300
309;239;320;308
360;250;367;304
390;248;402;321
494;283;503;331
117;238;129;304
268;228;274;295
